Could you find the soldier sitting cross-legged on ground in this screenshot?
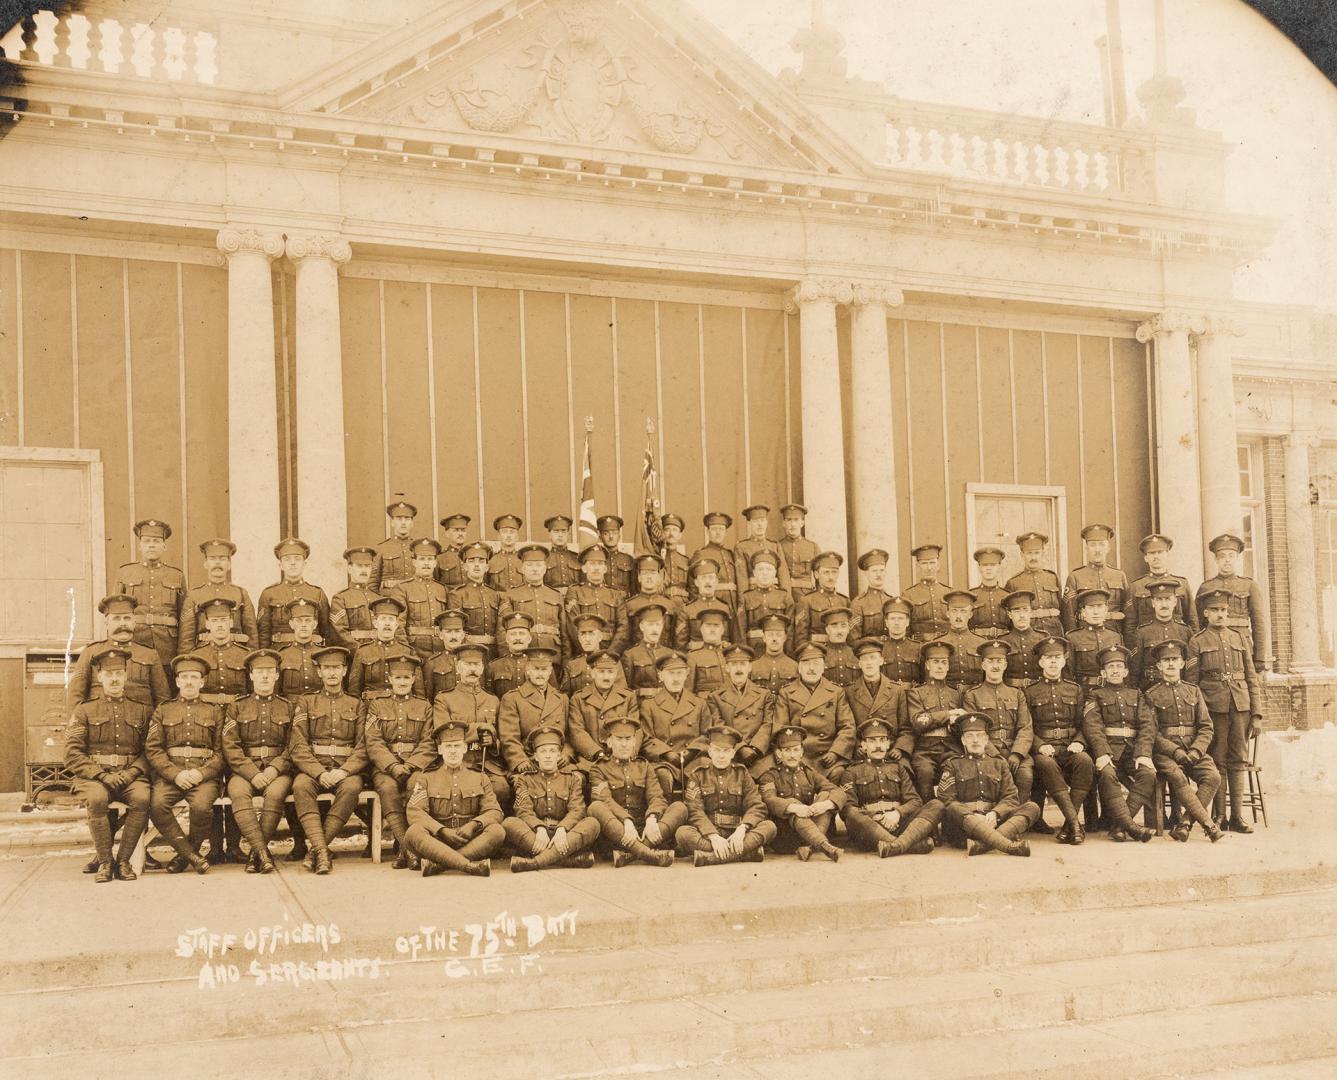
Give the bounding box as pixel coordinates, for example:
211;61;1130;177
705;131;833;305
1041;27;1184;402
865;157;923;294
759;724;846;862
676;724;777;866
938;711;1040;857
587;716;684;868
503;726;600;872
840;718;942;858
405;718;505;878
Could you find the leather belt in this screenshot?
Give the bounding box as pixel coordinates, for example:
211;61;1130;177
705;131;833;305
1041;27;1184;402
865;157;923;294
311;743;352;758
1031;608;1061;618
166;746;211;761
1225;617;1251;627
465;634;496;646
380;576;413;590
1105;726;1135;738
135;613;178;627
247;745;279;759
200;693;237;705
1199;673;1241;682
713;814;741;827
714;583;737;593
390;741;418;754
1040;729;1076;742
1164;726;1195;738
437;815;473;829
975;627;1008;639
529;623;559;636
346;630;375;642
92;753;133;766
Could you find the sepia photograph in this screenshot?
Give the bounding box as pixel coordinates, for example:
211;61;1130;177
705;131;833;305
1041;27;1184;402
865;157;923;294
0;0;1334;1076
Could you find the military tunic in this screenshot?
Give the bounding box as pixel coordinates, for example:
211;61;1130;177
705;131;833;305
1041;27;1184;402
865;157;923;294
589;757;683;836
404;764;505;867
640;689;711;791
486;549;526;594
663;547;692;605
840;756;942;850
497;683;569;772
115;560;186;670
738;587;795;649
499;583;565;640
822;642;859;688
1001;628;1048;688
178;583;258;652
759;758;847;852
1062;564;1128;633
1003;568;1064;635
930;628;988;690
1125;572;1197;633
65;639;170;712
772;679;856;771
963;681;1035;803
564;583;622;651
970;584;1011;639
850;589;893;642
621;642;674;701
602;545;636;598
1130;620;1191;689
487;652;532;700
278;640;325;700
423;651;459;700
615;593;689;653
846;677;912;756
686;642;729;695
1066;625;1125;689
569;685;639;763
750;652;799;696
905;680;963;798
145;696;225;847
705;682;774;771
434;545;466;590
679;758;776;853
689;543;741;611
905;580;951;641
544;547;582;594
794;587;850;650
256;581;332;649
371;536;415;594
449;582;502;655
221;693;295;837
191;640;250;703
432;684;507;798
1187;625;1260;779
365;693;436;835
388;578;450;661
65;694;152;863
779;535;820;599
330;585;384;648
686;594;742;648
735;538;793;594
879;636;922;688
1195;574;1268;665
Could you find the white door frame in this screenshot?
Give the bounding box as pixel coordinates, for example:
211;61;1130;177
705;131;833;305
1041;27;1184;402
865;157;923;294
964;482;1069;585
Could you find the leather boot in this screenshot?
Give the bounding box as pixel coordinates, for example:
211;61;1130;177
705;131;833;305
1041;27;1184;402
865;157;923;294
995;815;1033;857
158;814;210;874
89;812;114;883
562;850;596;868
739;830;767;862
1103;779;1153;843
626;839;674;867
511;844;566;873
876;838;905;857
1228;773;1253;833
284;804;308;861
1173;779;1220;840
1051;789;1083;845
692;848;723;867
461;859;491;877
415;832;472;876
961;814;995;856
236;812;276;874
896;815;937;855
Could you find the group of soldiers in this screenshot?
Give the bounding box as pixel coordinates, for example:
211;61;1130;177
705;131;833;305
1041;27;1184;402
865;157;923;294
64;503;1267;881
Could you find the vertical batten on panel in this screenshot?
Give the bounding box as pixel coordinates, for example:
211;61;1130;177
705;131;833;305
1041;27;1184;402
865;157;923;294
564;293;577;524
1075;335;1087;526
471;287;486;531
1007;329;1019;484
122;259;136;548
782;312;793;503
278;268;294;535
1040;331;1052;486
973;326;985;480
740;307;752;504
518;290;533;537
938;323;952;575
653;300;666;500
176;263;189;560
377;280;390;506
697;304;710;511
1109;338;1122;556
425;284;440;529
1144;341;1156;530
610;297;623;520
15;251;23;445
902;320;916;552
70;254;79;448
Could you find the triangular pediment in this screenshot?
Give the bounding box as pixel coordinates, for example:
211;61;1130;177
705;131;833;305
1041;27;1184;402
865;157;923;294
283;0;865;174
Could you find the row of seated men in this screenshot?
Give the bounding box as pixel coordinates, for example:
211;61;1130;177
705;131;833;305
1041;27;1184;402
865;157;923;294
65;582;1258;882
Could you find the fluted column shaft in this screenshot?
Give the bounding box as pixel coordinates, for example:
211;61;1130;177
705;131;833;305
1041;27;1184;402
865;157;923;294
1195;317;1245;565
1284;430;1323;670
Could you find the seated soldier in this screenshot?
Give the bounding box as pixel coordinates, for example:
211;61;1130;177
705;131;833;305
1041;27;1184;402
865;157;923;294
771;643;856;781
939;712;1039;857
686;605;731;695
504;726;600;871
750;614;798;695
221;648;295;874
819;608;859;688
288;646;366;874
676;724;777;866
963;640;1035;804
498;639;569;774
1081;645;1157;843
65;647;152;882
759;724;846;862
423;609;468;700
562;614;618;695
406;718;504;877
706;643;774;778
433;642;508;806
588;716;684;867
906;641;964;802
1146;640;1225;843
1025;637;1093;845
364;652;437;869
145;653;223;874
841;718;942;857
640;651;710;801
568;649;637;771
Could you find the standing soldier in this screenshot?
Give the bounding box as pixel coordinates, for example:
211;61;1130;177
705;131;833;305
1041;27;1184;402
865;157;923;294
405;717;504;878
504;726;601;871
487;514;526;593
739;551;795;650
846;639;912;759
221;648;294;875
1000;592;1048;689
879;597;922;688
963;641;1035;804
1126;533;1196;633
706;644;774;778
191;597;250;707
433;642;508;807
1130;581;1192;689
348;597;425;700
905;641;964;802
1188;590;1263;833
389;537;449;662
819;608;859;688
116;519;186;672
734;505;793;594
686;606;731;695
331;547;383;651
543;515;582;596
1005;532;1064;636
568;649;638;770
938;712;1039;857
777;504;820;602
840;718;942;857
256;537;332;650
751;614;798;695
561;614;617;695
597;514;636;597
686;557;741;647
179;538;258;652
1081;645;1157;843
932;591;988;691
970;547;1011;639
640;652;711;800
1146;640;1224;842
613;554;689;653
497;640;569;774
434;514;471;590
64;648;152;883
449;541;501;657
850;549;894;642
1197;533;1269;668
423;610;468;699
794;551;850;651
621;603;674;702
691;512;742;616
277;599;327;699
1062;523;1128;634
759;724;846;861
905;543;952;642
372;501;419;594
500;544;566;642
661;514;692;605
288;646;366;874
676;724;776;866
1066;589;1125;689
588;715;682;867
364;653;437;870
1025;637;1092;844
145;654;222;873
66;595;170;712
771;643;856;780
564;546;623;656
489;613;535;699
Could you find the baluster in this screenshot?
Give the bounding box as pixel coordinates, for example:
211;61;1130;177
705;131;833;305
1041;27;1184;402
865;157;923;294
1012;141;1029;183
31;9;57;65
1072;146;1090;190
1032;144;1050;186
906;127;923;168
989;138;1007;181
52;8;71;67
969;134;988;177
66;13;90;69
1052;145;1070;189
98;17;124;74
192;30;219;84
0;20;26;60
947;132;966;175
129;21;156;78
162;26;185;80
926;128;946;170
1092;149;1110;192
885;122;901;165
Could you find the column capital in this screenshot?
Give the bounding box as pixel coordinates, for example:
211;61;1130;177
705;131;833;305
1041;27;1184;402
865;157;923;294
1135;309;1208;343
1283;428;1322;452
1193;314;1246;340
285;233;352;266
784;277;854;314
216;226;284;261
849;282;905;309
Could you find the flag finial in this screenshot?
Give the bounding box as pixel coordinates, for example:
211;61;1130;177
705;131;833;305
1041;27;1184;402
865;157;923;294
645;417;656;435
584;415;594;433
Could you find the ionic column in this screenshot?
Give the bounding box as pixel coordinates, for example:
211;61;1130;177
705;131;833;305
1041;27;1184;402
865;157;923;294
285;233;352;598
1136;311;1206;580
216;226;284;597
849;282;905;593
1194;316;1246;564
1284;428;1323;670
785;278;853;592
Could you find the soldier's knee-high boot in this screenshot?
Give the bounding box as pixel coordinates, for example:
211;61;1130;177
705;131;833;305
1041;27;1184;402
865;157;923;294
88;812;114;882
792;816;838;862
510;844;567;873
891;813;938;856
1228;769;1252;832
417;833;488;877
962;814;1030;857
1169;778;1218;840
236;810;276;873
299;812;331;874
1051;788;1083;845
1100;772;1153;842
155;808;209;874
994;814;1033;856
385;811;417;869
623;837;674;867
115;801;150;877
284;803;308;860
259;806;284;845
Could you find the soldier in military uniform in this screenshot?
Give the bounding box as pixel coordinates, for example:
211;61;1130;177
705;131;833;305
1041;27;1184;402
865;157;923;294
257;537;332;649
963;640;1035;804
388;537;450;662
1197;533;1269;667
795;551;850;651
1188;589;1263;832
588;715;681;866
1081;645;1157;843
739;550;795;650
116;518;186;673
969;546;1011;639
489;612;535;699
770;643;856;780
405;717;504;877
568;650;637;770
938;712;1039;857
369;501;416;593
562;614;618;695
364;653;436;869
565;546;623;657
65;648;153;882
289;646;367;874
482;514;522;593
751;614;799;696
621;603;674;702
847;639;912;758
1000;591;1047;688
1067;589;1125;689
221;648;294;874
734;505;792;595
879;597;922;688
500;543;566;645
432;643;508;806
349;597;426;700
690;512;743;615
850;549;893;642
146;653;222;873
179;538;258;652
686;557;741;647
278;598;327;699
1062;523;1128;634
595;514;635;597
905;543;952;642
759;724;846;861
778;504;820;602
1147;640;1224;842
706;643;774;778
840;717;942;857
504;726;600;871
423;610;468;699
1025;637;1092;844
433;513;470;590
676;724;776;865
614;554;690;653
450;541;502;658
686;605;731;694
1005;532;1064;636
1125;533;1196;633
819;607;859;688
641;651;710;799
187;598;249;705
497;640;568;774
932;591;987;691
331;547;383;651
537;515;578;597
660;514;692;605
906;641;964;802
1130;581;1192;689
